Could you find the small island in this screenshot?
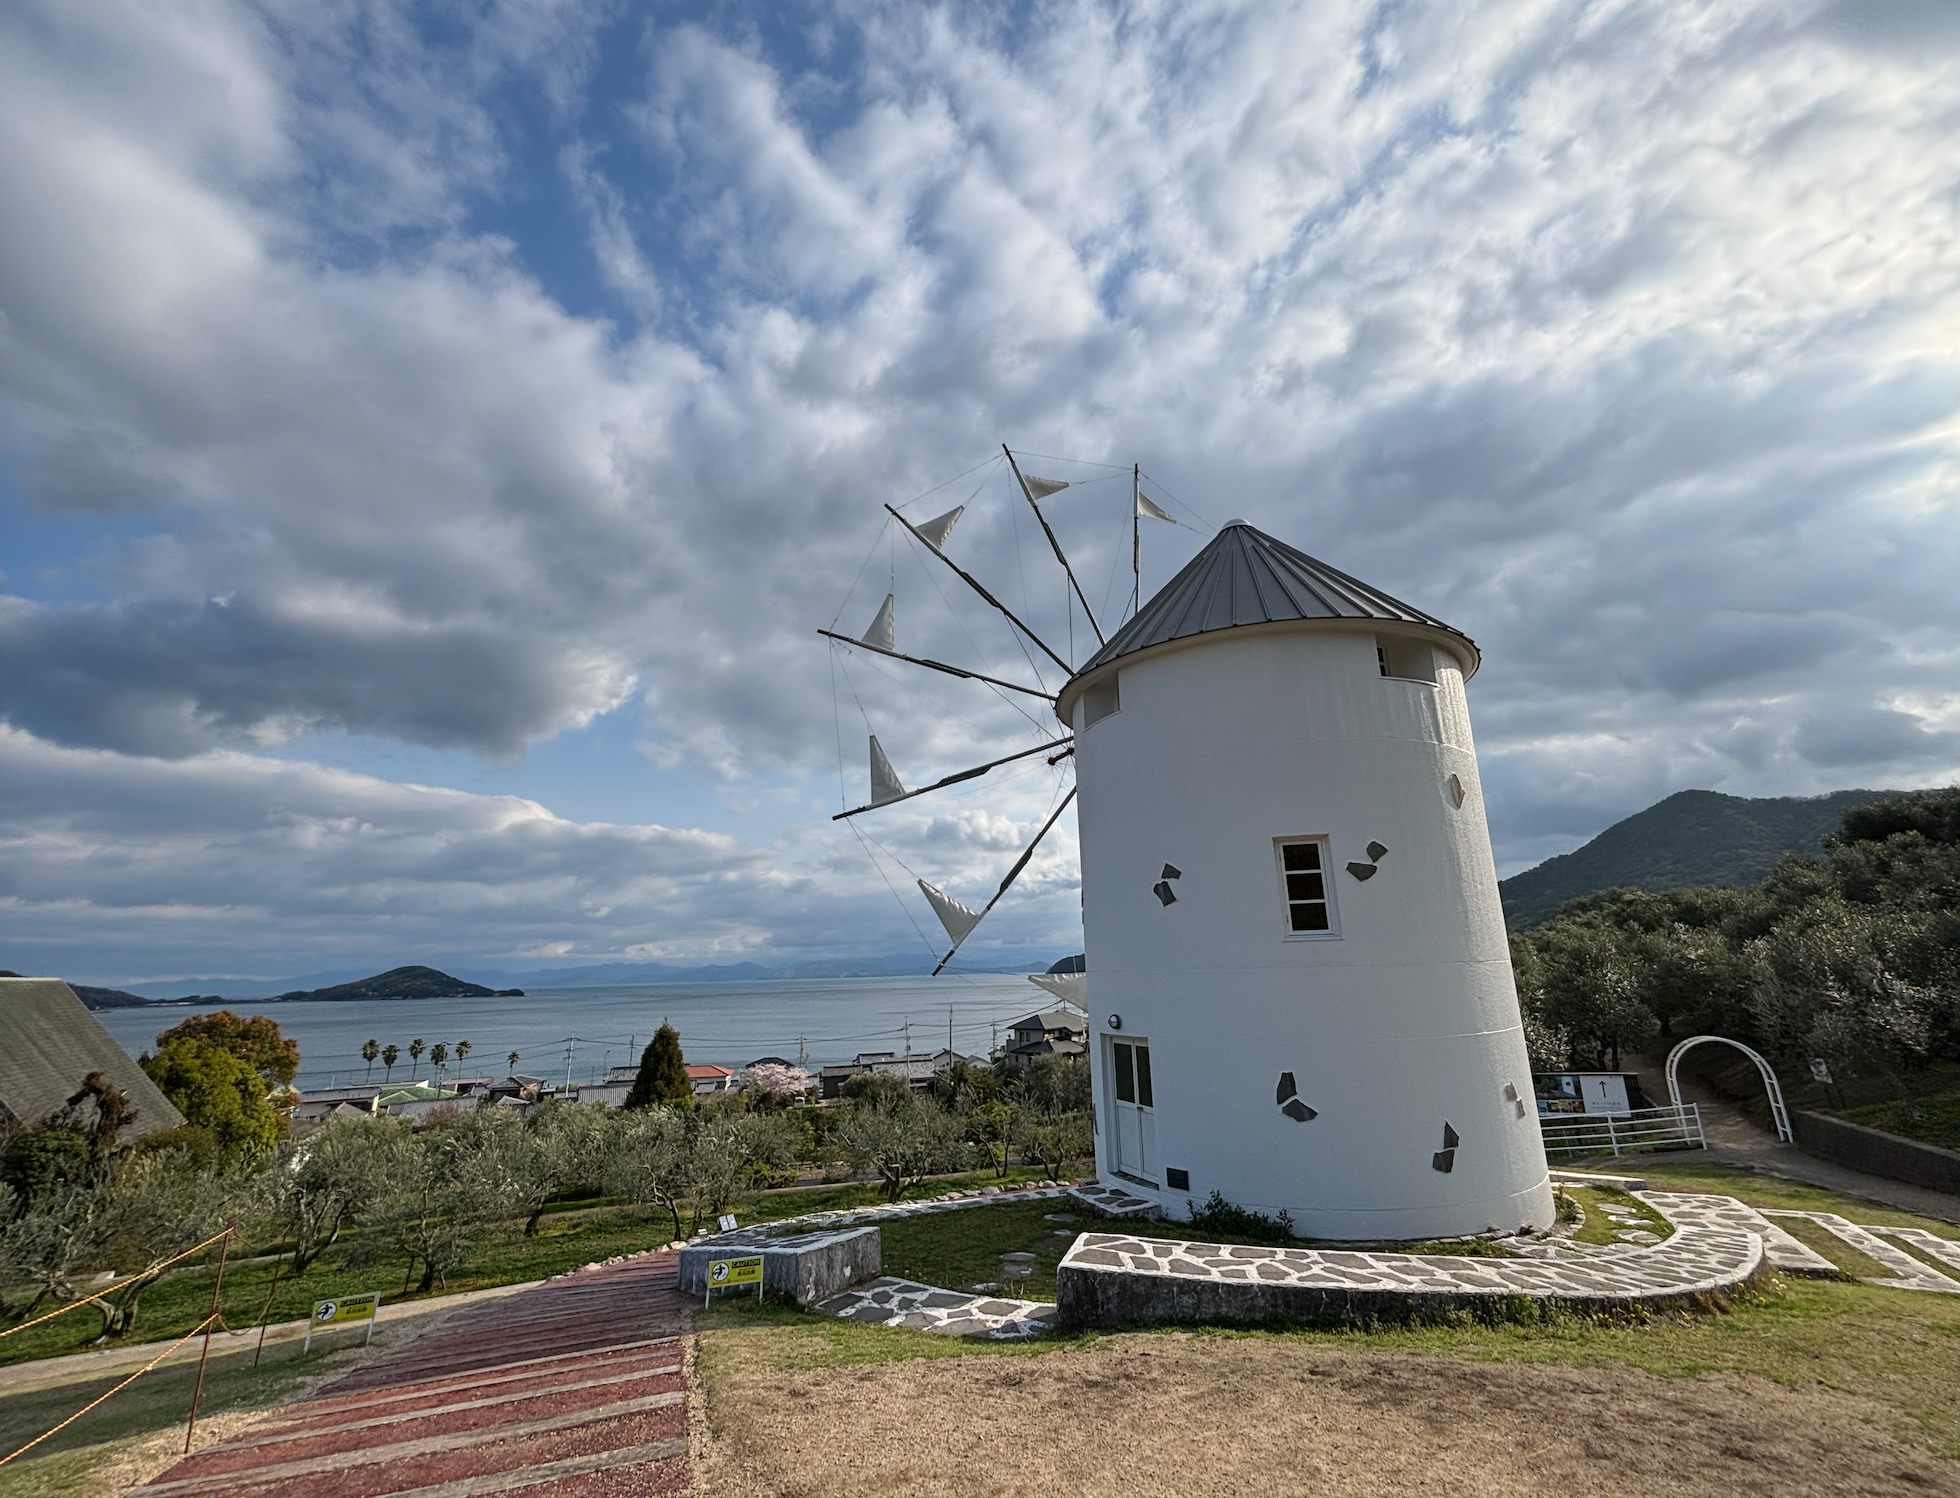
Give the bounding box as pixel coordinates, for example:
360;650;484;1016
275;965;524;1002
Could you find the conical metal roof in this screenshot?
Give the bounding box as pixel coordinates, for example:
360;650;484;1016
1073;520;1476;678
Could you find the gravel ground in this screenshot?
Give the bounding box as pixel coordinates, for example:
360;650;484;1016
695;1331;1958;1497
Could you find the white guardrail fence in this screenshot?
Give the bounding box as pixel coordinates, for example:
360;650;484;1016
1539;1103;1706;1158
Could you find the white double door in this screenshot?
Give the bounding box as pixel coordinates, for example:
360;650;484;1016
1109;1038;1155;1183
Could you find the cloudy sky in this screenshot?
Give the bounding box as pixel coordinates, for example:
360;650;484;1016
3;0;1958;986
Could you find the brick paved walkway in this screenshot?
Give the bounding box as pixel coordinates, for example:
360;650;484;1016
127;1250;689;1498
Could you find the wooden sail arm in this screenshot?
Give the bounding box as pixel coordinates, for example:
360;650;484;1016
833;738;1075;820
884;505;1073;675
932;786;1079;976
817;631;1057;701
1004;445;1105;647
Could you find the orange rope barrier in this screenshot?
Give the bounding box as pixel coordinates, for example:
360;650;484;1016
0;1313;217;1468
0;1229;236;1340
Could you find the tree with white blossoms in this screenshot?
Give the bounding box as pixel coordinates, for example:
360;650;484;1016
735;1062;810;1110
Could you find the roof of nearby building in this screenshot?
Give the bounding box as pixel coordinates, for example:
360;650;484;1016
1008;1009;1088;1035
1071;521;1476;681
1005;1037;1088;1059
0;979;184;1137
684;1064;733;1079
298;1084;385;1104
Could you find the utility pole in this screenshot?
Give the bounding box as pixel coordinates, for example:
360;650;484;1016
563;1038;576;1092
797;1036;808;1069
948;1004;955;1061
903;1017;912;1059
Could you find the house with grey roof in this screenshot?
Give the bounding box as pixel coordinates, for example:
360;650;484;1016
0;978;183;1138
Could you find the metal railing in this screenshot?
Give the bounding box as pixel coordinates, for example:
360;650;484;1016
1539;1103;1705;1158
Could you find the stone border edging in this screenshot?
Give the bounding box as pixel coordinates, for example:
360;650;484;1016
1053;1199;1771;1329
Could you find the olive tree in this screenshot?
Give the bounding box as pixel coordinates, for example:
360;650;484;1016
258;1113;401;1274
831;1094;971;1203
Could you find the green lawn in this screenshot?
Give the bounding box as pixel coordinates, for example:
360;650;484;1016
1836;1087;1960;1152
878;1200;1080;1300
1561;1184;1673;1245
0;1335;341;1497
702;1256;1960;1457
0;1165;1062;1369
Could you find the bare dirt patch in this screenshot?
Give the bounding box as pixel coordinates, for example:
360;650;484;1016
695;1330;1958;1497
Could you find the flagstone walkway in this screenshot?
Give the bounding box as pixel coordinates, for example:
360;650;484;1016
810;1277;1057;1338
127;1249;690;1498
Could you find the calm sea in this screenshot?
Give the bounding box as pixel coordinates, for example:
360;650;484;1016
91;975;1047;1091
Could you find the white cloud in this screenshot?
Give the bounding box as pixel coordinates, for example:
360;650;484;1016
0;725;1079;980
3;0;1959;961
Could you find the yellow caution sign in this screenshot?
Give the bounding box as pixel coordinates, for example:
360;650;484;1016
705;1255;764;1305
305;1292;381;1351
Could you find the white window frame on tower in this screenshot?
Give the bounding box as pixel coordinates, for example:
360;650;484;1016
1274;836;1341;939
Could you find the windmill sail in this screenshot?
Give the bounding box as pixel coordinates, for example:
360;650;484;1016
860;594;895;652
1028;971;1087;1006
869;736;906;806
918;880;982;944
1136;492;1174;523
1019;474;1069;501
912;506;963;551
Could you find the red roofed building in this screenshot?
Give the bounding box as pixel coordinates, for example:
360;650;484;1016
685;1063;735;1096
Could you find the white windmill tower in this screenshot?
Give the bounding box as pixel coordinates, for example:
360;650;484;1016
1057;522;1553;1239
824;458;1550;1239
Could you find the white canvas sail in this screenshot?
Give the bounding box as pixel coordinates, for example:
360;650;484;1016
869;735;906;806
861;593;896;652
1028;971;1087;1006
1136;491;1174;523
912;506;963;551
918;880;982;944
1020;474;1069;501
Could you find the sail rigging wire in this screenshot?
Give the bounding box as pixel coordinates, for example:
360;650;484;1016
887;505;1071;675
847;821;945;960
1004;445;1106;648
817;631;1055;702
829;514;894;632
889;453;1005;515
1006;449;1131;470
832;736;1074;821
906;506;1052;701
829;648;850;813
931;782;1079;976
1138;470;1218;532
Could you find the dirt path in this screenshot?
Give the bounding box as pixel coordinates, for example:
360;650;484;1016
696;1333;1958;1497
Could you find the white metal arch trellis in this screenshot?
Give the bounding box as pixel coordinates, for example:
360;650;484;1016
1663;1035;1793;1143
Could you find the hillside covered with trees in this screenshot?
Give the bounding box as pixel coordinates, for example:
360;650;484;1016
1499;788;1898;929
1510;787;1960;1145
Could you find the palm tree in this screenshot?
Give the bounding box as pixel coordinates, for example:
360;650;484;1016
409;1038;426;1081
382;1044;400;1082
431;1042;450;1090
455;1039;473;1073
362;1039;380;1081
507;1050;521;1072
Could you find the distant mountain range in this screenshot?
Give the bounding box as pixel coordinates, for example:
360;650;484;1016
1498;788;1899;930
52;950;1065;1004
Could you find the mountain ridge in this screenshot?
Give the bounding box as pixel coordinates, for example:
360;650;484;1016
1498;787;1900;929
